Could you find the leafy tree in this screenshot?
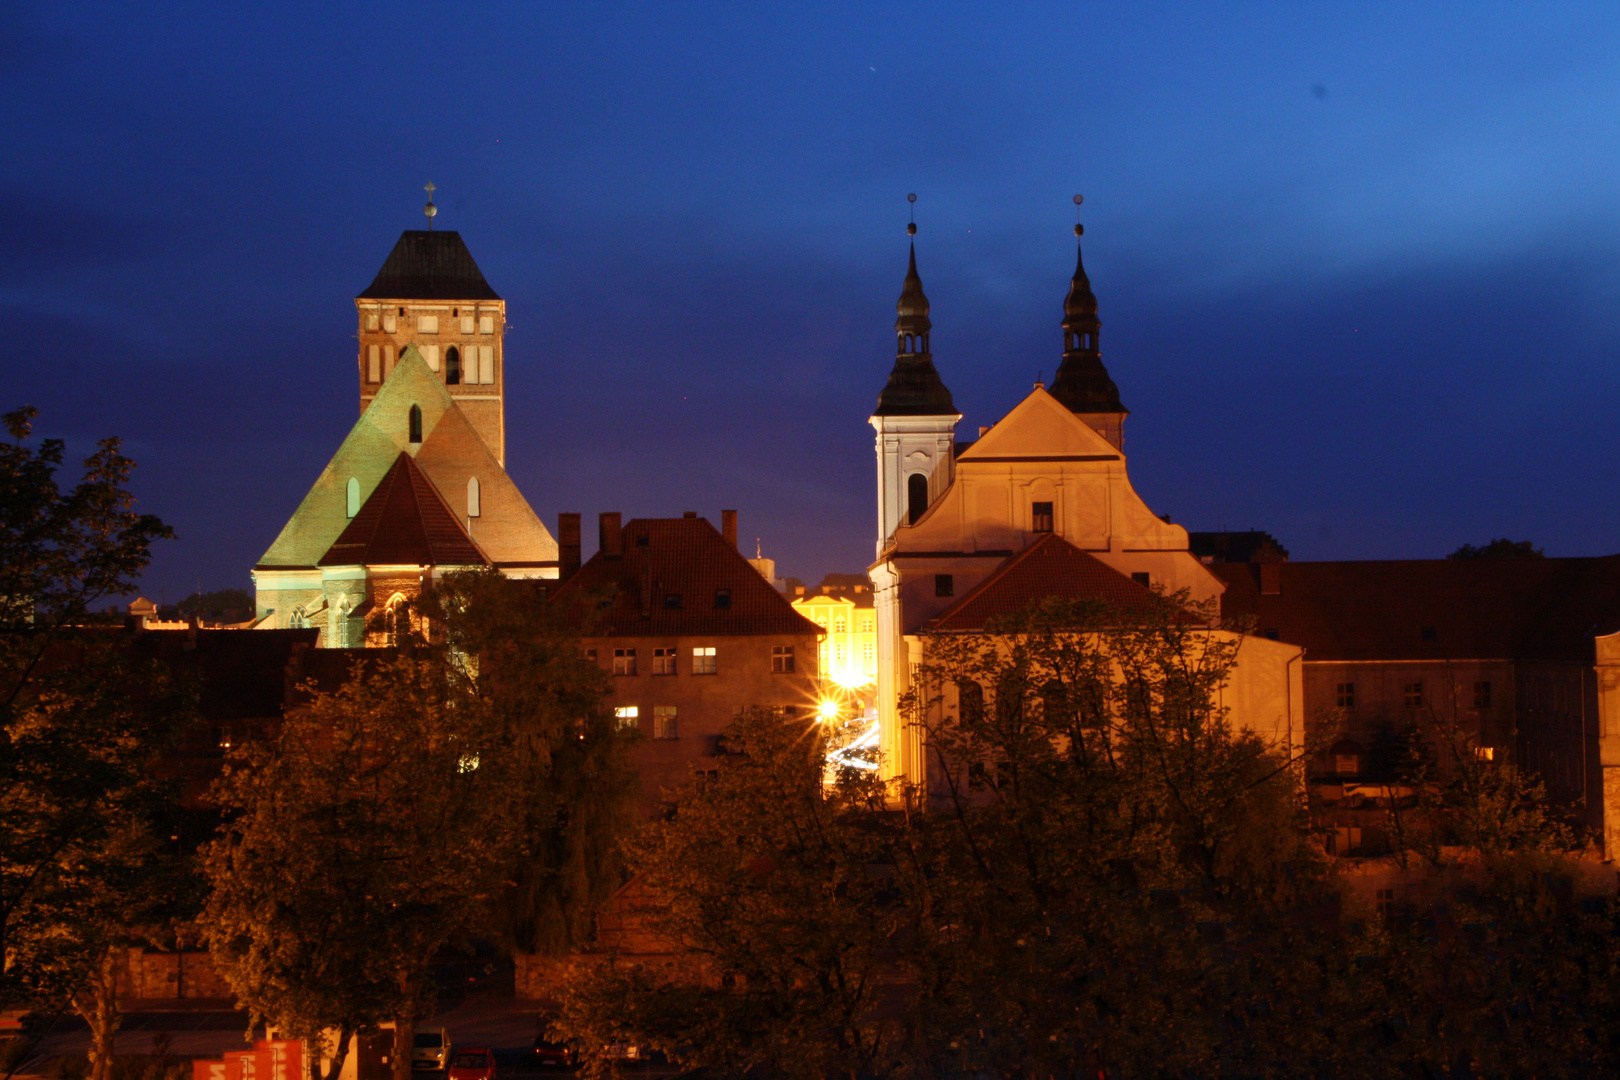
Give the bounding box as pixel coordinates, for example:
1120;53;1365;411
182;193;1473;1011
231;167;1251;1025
0;406;180;1027
201;571;635;1080
1448;538;1544;559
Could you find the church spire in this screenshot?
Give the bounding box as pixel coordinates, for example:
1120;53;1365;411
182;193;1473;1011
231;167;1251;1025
874;201;956;416
1047;196;1127;421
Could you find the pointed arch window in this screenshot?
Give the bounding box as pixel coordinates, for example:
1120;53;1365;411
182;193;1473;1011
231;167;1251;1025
408;405;422;444
289;605;309;629
346;477;360;518
385;594;409;647
467;476;481;517
907;473;929;525
445;346;461;386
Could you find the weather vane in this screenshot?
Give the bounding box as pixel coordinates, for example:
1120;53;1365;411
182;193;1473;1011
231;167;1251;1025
907;192;917;236
424;182;438;230
1074;193;1084;237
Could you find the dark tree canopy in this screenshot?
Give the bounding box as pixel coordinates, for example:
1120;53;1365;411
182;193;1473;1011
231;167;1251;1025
1449;537;1544;559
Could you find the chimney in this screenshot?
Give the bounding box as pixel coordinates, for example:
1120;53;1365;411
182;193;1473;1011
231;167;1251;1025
683;511;697;518
599;512;623;559
558;512;581;579
721;509;737;549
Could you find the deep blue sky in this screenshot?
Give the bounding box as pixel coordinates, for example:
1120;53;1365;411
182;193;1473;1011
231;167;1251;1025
7;1;1620;600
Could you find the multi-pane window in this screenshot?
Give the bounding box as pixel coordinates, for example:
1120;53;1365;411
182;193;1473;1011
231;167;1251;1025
935;574;954;598
653;648;676;676
613;706;639;730
859;616;873;633
653;706;678;740
1375;888;1394;916
862;643;874;665
834;616;847;633
771;645;795;673
1473;681;1492;709
1336;682;1356;709
691;646;717;675
1403;681;1424;708
1031;501;1054;532
613;648;637;676
835;644;847;663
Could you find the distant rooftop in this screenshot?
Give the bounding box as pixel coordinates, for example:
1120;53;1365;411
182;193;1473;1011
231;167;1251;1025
359;230;500;301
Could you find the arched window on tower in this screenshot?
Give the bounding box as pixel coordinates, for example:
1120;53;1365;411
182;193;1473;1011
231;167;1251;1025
445;346;461;386
408;405;422;444
346;477;360;518
467;476;480;518
907;473;929;525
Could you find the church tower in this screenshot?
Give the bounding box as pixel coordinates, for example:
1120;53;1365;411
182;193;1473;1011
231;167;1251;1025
1045;207;1128;451
355;191;508;464
869;217;961;559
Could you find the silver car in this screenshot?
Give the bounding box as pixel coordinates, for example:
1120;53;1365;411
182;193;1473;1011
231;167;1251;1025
412;1029;451;1072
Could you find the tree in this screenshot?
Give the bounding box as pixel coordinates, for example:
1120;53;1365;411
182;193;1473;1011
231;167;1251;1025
1448;538;1544;559
201;572;636;1080
0;406;180;1028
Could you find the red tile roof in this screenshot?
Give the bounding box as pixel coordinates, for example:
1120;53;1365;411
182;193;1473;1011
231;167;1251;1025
925;533;1160;631
1213;556;1620;663
549;517;819;638
319;452;487;568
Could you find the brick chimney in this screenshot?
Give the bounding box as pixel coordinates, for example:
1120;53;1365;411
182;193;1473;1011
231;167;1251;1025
721;509;738;549
599;512;623;559
558;512;581;579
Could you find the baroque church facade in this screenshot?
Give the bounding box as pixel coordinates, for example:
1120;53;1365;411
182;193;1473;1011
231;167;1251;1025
867;220;1304;791
253;228;557;646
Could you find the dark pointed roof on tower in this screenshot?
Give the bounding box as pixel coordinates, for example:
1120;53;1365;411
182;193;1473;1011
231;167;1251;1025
318;451;488;567
359;230;501;300
874;240;957;416
1048;228;1127;416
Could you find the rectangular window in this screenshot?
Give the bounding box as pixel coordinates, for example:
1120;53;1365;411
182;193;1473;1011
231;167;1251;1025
367;344;380;383
1336;682;1355;709
1474;680;1492;709
833;616;847;633
584;648;597;663
1475;746;1495;761
653;706;678;740
383;313;397;333
859;616;873;633
461;315;475;334
1132;572;1151;588
479;315;495;335
479;345;494;384
1031;501;1054;532
418;314;439;334
771;645;795;673
366;312;379;331
935;574;954;598
613;705;639;730
714;588;731;609
663;593;682;610
653;648;676;675
613;648;637;676
691;646;717;675
1403;681;1424;708
862;643;874;665
1375;887;1394;916
384;344;396;378
422;344;440;371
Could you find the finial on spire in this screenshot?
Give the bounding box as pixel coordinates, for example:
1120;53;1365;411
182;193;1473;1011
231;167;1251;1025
424;181;438;230
1073;193;1084;237
907;192;917;236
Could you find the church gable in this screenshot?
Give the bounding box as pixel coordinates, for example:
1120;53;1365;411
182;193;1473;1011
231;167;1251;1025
319;451;487;568
957;387;1121;463
413;404;556;567
256;347;465;568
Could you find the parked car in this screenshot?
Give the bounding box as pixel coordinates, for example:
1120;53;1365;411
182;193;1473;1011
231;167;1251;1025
530;1033;576;1069
447;1047;495;1080
412;1028;452;1071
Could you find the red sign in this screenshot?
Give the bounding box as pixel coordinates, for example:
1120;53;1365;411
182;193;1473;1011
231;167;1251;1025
254;1039;305;1080
194;1061;228;1080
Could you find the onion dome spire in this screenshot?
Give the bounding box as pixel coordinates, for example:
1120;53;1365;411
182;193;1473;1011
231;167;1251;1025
1048;195;1126;416
874;198;956;416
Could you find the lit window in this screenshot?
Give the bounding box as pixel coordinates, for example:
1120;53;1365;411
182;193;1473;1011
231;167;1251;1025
834;616;847;633
935;574;953;598
771;645;794;673
692;646;717;675
653;706;678;740
1403;682;1424;709
613;649;637;676
215;725;234;749
1473;681;1492;709
653;648;676;676
862;643;874;665
1336;682;1355;709
614;706;639;730
1475;746;1495;762
859;616;873;633
1032;501;1053;532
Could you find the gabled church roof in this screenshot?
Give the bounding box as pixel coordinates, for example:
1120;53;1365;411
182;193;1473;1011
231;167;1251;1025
924;533;1159;631
359;231;500;300
319;451;487;568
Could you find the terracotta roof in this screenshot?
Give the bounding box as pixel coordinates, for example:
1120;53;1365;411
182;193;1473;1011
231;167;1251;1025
925;533;1160;631
358;230;500;300
319;452;487;568
550;517;820;638
1212;556;1620;663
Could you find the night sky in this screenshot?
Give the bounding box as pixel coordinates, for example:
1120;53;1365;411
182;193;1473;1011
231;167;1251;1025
7;2;1620;602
